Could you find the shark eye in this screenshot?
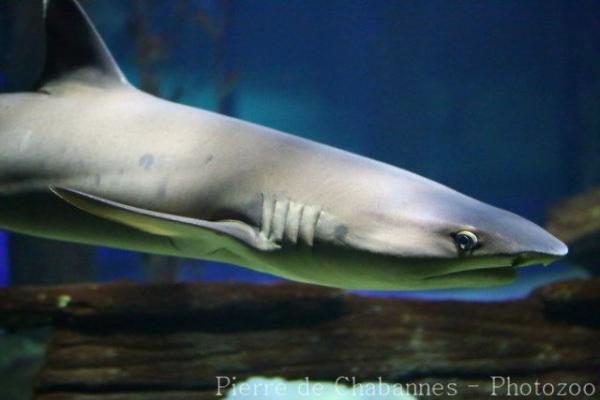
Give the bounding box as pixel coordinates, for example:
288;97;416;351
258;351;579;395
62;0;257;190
454;231;479;251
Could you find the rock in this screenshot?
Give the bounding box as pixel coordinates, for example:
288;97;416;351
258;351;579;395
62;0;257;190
0;280;599;399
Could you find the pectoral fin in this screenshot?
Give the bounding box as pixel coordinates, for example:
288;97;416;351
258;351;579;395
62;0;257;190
49;186;280;251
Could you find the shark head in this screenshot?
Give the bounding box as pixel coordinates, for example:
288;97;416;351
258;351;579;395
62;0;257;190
285;169;569;290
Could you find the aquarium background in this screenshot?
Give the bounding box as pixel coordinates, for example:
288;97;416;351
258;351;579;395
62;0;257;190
0;0;598;299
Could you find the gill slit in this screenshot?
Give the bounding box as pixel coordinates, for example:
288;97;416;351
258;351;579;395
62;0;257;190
260;193;321;247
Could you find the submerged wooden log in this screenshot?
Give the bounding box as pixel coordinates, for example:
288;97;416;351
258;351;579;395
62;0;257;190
1;279;599;399
547;187;600;272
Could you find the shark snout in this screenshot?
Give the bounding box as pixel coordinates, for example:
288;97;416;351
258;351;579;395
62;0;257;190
487;207;568;268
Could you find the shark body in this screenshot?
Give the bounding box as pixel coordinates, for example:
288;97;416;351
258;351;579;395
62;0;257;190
0;0;567;290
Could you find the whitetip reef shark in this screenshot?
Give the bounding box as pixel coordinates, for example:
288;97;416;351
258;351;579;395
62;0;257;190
0;0;567;290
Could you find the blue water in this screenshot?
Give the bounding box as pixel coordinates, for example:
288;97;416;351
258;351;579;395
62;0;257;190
0;71;6;91
0;232;7;286
96;248;143;282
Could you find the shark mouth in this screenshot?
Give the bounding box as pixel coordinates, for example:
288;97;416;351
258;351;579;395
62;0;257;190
511;252;559;267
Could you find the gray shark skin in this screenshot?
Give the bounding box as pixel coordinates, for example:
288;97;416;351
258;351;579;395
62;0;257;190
0;0;567;290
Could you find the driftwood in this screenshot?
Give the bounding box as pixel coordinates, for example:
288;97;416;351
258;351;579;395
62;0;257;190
547;188;600;272
0;279;599;399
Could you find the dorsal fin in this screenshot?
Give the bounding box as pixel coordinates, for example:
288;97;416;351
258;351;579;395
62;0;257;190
37;0;128;91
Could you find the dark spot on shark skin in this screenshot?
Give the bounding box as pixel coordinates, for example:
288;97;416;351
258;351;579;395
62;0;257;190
334;225;349;242
139;153;154;170
204;154;214;166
